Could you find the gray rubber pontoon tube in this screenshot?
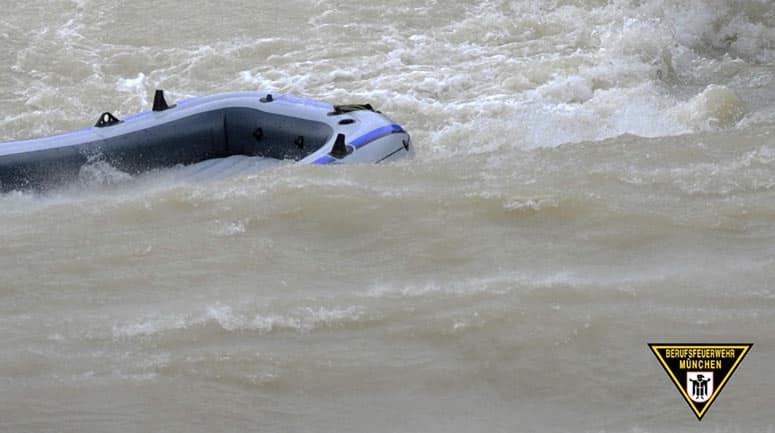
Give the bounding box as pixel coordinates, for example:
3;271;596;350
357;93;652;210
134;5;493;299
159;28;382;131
0;90;413;191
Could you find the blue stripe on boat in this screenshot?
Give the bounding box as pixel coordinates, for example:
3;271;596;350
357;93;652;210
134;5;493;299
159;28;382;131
312;124;405;164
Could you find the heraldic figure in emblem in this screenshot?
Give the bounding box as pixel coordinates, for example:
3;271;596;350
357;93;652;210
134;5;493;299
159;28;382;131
688;373;712;401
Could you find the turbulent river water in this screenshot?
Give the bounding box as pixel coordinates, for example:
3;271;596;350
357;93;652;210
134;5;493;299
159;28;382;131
1;0;775;432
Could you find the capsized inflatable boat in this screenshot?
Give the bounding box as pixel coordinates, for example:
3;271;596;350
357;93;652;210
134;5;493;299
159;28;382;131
0;90;413;191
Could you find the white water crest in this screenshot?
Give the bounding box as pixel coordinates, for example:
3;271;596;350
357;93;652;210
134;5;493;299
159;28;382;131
1;1;774;432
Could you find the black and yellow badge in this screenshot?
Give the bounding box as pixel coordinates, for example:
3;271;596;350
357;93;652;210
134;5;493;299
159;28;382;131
649;344;752;420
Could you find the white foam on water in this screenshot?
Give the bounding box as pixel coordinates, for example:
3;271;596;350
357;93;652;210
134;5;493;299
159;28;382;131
77;156;134;187
675;84;747;131
110;303;367;339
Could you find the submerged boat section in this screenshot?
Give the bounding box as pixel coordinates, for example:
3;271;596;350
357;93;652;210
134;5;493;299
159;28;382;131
0;90;413;191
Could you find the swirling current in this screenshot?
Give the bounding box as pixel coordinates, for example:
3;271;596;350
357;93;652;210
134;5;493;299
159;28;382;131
1;1;774;432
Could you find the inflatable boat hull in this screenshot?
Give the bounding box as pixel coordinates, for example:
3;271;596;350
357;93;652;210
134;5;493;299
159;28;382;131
0;91;413;191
